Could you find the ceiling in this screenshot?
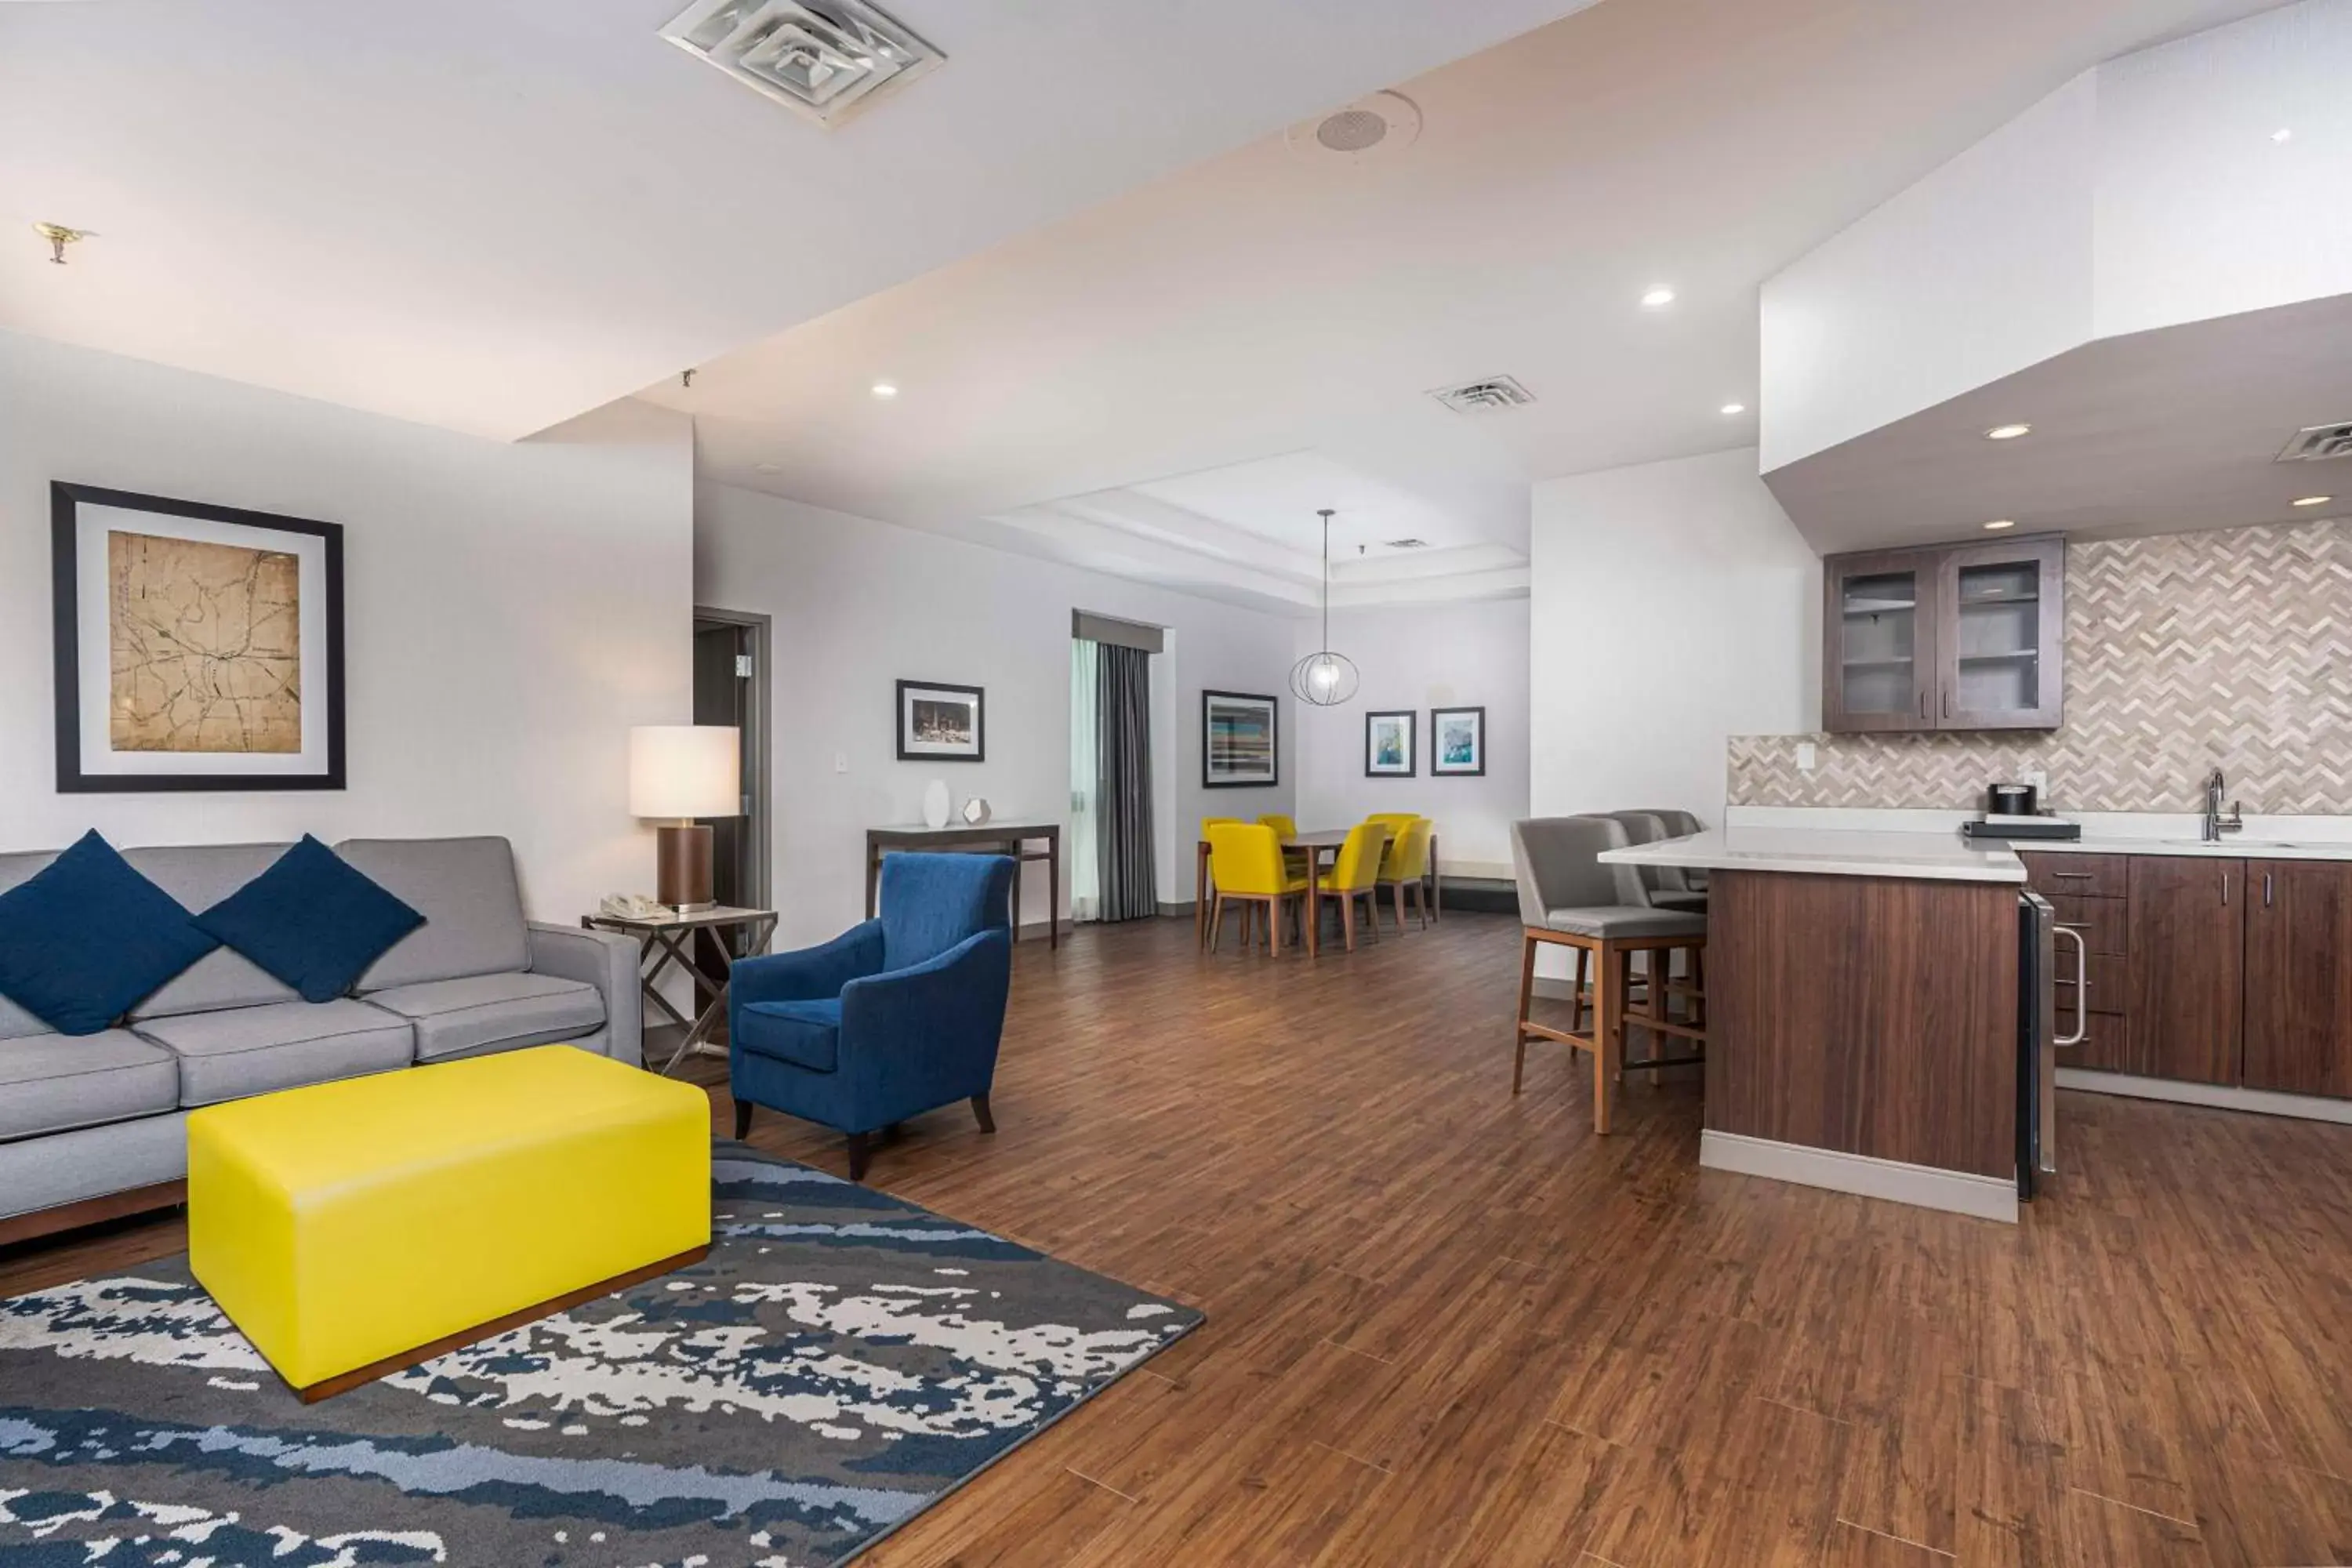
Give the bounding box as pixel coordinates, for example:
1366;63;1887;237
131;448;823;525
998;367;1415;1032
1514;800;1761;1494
1762;292;2352;555
0;0;1597;439
656;0;2284;605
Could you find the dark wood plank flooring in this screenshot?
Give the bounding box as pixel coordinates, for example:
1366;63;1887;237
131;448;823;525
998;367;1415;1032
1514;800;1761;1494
7;912;2352;1566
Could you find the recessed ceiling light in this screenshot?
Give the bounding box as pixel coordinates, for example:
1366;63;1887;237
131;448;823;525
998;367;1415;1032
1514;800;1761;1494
1984;423;2033;441
2292;495;2333;508
1983;519;2017;531
2272;127;2294;143
1640;286;1676;308
1720;402;1747;416
869;382;898;399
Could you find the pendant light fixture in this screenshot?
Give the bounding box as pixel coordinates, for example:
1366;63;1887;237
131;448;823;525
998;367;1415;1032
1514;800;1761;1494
1290;507;1359;706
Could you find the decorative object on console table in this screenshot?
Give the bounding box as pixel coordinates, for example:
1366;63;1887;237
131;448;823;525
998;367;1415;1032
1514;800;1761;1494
897;679;985;762
586;902;778;1075
1431;706;1486;776
1201;689;1278;788
51;481;345;793
628;724;741;911
921;779;952;829
1364;710;1416;777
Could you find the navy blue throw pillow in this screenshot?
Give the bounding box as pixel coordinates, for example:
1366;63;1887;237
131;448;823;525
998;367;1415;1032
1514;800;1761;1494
195;836;425;1004
0;830;220;1036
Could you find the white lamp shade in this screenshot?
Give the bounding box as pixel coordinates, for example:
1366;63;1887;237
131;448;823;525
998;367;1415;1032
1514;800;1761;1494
628;725;740;818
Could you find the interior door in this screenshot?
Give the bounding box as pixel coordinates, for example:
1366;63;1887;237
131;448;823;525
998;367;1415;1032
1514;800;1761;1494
1935;536;2064;730
2244;859;2352;1099
1825;550;1936;733
2126;856;2245;1084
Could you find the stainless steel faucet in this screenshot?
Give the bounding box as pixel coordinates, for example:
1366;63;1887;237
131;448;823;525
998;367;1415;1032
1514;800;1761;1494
2203;767;2244;842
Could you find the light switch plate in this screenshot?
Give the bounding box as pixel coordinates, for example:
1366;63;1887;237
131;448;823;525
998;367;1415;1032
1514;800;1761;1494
834;750;848;774
1797;742;1818;773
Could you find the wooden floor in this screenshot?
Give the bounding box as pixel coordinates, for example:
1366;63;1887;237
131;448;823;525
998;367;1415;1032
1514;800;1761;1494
9;911;2352;1566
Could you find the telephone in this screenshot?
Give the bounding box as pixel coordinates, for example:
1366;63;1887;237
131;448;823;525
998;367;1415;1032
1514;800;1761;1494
599;892;672;920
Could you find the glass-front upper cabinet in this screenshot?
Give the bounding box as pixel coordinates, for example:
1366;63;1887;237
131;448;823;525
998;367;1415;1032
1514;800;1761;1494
1825;552;1937;731
1823;535;2064;733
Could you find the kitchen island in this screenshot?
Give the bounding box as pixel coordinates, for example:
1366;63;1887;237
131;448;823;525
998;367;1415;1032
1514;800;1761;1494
1603;826;2031;1221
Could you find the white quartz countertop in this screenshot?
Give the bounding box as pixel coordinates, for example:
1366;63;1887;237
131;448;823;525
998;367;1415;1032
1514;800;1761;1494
2010;833;2352;862
1601;826;2027;884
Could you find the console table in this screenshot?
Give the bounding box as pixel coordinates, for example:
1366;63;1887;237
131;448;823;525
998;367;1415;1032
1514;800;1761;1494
865;822;1062;949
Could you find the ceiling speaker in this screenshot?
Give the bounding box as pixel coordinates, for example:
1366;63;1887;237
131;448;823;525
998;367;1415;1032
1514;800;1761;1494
1286;91;1421;166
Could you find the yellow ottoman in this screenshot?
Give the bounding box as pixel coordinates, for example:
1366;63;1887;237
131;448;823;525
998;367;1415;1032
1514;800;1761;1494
188;1044;710;1400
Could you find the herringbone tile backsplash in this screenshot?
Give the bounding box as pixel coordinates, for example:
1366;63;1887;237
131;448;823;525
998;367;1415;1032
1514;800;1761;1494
1730;520;2352;815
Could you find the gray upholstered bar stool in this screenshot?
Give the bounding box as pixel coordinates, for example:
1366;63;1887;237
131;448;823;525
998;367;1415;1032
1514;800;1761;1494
1509;816;1708;1134
1602;810;1708;913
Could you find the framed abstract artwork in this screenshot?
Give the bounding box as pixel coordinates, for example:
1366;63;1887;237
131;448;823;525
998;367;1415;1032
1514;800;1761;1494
896;680;985;762
50;482;345;793
1364;710;1417;777
1431;706;1486;776
1201;690;1277;788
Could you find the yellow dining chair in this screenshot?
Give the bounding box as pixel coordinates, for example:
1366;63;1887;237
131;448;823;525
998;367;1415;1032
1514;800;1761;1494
1258;813;1312;880
1206;822;1313;957
1196;817;1246;949
1367;812;1432;924
1316;821;1392;952
1376;816;1436;932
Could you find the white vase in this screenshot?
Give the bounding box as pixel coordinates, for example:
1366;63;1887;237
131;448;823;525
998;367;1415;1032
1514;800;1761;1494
921;779;952;829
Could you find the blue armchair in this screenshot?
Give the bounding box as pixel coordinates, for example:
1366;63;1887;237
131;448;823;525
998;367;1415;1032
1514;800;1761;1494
729;852;1014;1181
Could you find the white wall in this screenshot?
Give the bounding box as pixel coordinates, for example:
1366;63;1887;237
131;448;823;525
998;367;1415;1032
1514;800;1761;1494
0;327;696;923
1292;599;1530;878
695;482;1298;949
1530;447;1820;827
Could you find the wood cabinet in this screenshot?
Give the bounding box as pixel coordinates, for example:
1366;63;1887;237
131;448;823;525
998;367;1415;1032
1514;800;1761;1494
2125;856;2243;1085
1824;535;2063;734
2244;859;2352;1099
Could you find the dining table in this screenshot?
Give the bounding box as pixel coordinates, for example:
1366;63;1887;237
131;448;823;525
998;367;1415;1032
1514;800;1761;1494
1194;827;1440;952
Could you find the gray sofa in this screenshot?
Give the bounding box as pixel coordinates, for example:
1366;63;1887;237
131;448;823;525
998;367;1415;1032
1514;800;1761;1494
0;836;641;1240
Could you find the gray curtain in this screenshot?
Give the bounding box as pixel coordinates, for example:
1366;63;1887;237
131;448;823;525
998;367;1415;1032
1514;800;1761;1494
1096;642;1158;922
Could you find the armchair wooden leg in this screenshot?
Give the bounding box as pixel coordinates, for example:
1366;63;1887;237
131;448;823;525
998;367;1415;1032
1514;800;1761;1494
972;1094;995;1134
1512;932;1537;1094
846;1131;871;1182
733;1099;753;1139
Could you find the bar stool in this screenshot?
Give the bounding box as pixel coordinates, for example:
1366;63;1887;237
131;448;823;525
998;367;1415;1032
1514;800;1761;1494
1509;816;1707;1134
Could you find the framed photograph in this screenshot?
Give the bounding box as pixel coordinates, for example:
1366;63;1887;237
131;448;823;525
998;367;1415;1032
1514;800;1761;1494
1432;706;1486;776
1364;710;1417;777
897;680;985;762
1201;689;1278;788
51;482;344;793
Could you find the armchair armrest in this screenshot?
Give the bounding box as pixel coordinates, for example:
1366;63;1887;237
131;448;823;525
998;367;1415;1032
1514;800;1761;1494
528;922;643;1067
732;920;885;1007
838;928;1013;1106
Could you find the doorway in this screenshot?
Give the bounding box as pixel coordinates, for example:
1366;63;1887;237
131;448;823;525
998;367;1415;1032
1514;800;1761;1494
691;608;772;984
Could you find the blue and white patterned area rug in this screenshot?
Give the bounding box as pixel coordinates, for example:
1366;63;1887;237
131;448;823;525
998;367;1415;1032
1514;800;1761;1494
0;1142;1200;1566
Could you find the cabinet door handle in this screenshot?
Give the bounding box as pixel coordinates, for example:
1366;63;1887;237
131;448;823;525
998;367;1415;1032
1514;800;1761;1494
1919;690;1929;720
2221;869;2229;906
2264;872;2273;907
2049;870;2096;880
1942;690;1952;719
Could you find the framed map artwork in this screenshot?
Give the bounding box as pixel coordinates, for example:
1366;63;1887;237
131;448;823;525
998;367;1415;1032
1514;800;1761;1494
50;483;346;792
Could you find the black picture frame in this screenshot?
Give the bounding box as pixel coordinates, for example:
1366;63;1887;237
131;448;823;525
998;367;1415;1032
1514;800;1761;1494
1200;689;1278;789
51;481;346;793
1431;705;1487;776
1363;710;1417;777
895;679;985;762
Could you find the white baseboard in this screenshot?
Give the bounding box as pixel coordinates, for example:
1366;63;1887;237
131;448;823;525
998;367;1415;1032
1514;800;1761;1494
2057;1069;2352;1125
1698;1129;2019;1223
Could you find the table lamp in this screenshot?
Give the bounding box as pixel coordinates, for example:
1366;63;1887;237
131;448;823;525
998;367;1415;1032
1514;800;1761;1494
629;725;740;911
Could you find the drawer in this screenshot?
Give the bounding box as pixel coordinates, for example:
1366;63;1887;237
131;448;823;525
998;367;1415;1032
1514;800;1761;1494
2022;851;2129;899
2055;1006;2129;1073
2054;952;2125;1016
2050;895;2125;956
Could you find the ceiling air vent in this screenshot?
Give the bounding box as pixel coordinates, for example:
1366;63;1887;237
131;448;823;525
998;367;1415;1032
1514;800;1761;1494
660;0;943;127
2277;421;2352;463
1381;538;1431;550
1428;376;1535;416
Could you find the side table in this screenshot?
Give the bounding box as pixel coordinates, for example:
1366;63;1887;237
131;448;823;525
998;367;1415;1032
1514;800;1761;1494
583;905;779;1076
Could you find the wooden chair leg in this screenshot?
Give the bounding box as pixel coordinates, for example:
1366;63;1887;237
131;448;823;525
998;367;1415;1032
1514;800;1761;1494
1617;950;1636;1075
1271;893;1284;956
1513;933;1537;1094
846;1131;871;1182
972;1094;995;1134
1209;892;1225;953
733;1098;753;1139
1572;947;1591;1035
1592;942;1617;1134
1341;895;1357;952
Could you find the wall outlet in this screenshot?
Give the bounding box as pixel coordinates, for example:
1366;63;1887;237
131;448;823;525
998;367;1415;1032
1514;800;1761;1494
2021;768;2047;793
834;750;848;774
1796;741;1818;774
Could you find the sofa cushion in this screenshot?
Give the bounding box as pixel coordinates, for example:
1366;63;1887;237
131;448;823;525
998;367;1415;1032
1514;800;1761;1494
0;832;219;1036
0;1029;180;1141
133;999;413;1107
736;997;843;1074
339;837;530;989
0;851;60;1041
196;836;425;1004
124;844;304;1020
361;971;606;1063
